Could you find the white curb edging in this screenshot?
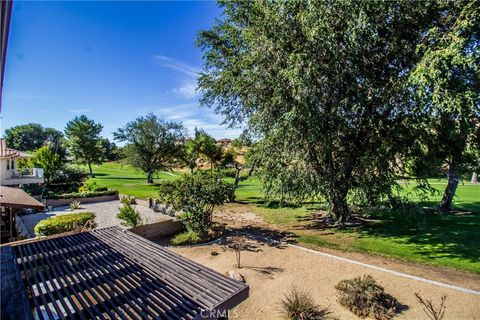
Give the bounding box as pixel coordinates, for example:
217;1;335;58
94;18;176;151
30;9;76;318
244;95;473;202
250;234;480;296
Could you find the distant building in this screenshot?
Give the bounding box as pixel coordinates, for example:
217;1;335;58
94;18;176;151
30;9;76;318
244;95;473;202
0;139;44;186
217;138;232;147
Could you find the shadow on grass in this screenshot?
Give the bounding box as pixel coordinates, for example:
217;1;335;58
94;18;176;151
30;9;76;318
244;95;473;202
350;210;480;264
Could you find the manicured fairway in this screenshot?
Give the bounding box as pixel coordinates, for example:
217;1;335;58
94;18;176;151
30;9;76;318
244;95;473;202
88;162;181;199
90;162;479;272
247;179;480;273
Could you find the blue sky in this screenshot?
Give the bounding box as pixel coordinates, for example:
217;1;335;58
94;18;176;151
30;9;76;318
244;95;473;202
1;1;242;140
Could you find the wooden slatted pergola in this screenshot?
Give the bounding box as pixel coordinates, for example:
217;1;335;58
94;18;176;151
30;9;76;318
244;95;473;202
1;227;249;320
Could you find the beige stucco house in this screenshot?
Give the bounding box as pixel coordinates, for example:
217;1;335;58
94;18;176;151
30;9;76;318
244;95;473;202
0;139;44;186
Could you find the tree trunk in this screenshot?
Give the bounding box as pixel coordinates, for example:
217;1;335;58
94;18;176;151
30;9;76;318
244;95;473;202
472;172;478;183
440;164;459;212
88;162;93;177
230;166;242;201
246;160;256;178
330;184;349;224
147;171;154;184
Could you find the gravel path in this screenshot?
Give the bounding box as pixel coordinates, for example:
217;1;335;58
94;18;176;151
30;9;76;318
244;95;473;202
17;200;170;237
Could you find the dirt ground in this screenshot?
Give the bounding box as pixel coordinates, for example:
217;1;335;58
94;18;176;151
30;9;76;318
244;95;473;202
168;203;480;319
214;203;480;292
171;238;480;320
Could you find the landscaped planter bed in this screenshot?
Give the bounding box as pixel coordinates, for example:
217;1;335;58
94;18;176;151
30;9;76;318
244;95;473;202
46;193;119;207
46;190;119;207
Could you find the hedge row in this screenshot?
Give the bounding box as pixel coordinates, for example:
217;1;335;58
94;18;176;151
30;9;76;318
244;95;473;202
34;212;96;236
48;190;118;199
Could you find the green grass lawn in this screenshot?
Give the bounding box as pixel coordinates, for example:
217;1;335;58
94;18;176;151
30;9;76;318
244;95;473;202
90;162;479;273
88;162;181;199
247;180;480;273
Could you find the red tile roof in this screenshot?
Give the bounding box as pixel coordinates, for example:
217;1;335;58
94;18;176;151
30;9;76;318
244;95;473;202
0;139;30;158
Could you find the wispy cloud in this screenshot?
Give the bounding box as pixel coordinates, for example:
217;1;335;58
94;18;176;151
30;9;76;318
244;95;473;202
172;81;199;99
152;55;200;78
68;108;92;114
151;102;199;120
140;102;240;139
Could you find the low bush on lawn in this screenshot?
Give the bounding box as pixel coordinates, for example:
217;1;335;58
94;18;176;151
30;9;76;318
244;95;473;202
47;190;118;199
280;287;331;320
79;180;108;193
34;212;96;236
335;275;398;320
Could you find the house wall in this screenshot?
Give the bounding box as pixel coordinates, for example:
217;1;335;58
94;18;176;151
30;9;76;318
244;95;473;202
0;157;12;186
0;156;44;186
0;158;6;185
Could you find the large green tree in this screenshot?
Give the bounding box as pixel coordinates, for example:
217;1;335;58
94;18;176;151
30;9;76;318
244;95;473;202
28;146;62;184
158;172;232;239
64;115;104;177
197;1;446;222
410;0;480;211
196;129;223;170
114;114;185;183
181;128;203;173
4;123;63;152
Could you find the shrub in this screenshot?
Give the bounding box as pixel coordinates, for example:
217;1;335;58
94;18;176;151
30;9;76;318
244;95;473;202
335;275;398;320
50;165;88;193
280;287;331;320
389;196;425;227
120;195;136;205
170;230;202;246
158;171;232;240
218;168;237;178
47;190;118;199
230;236;247;268
79;180;107;193
21;183;44;196
415;293;447;320
69;200;81;210
34;212;95;236
117;203;142;227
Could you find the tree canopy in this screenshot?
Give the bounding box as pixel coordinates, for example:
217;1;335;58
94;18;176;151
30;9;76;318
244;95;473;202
64;115;105;177
4;123;63;152
114;113;186;183
409;0;480;211
28;146;62;184
197;0;450;222
158;171;232;239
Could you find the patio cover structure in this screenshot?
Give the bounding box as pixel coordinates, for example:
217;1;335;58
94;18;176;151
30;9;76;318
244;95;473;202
1;226;249;320
0;186;44;243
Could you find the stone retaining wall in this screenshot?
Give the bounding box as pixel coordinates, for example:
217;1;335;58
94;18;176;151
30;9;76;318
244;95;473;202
46;194;119;207
129;219;184;240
